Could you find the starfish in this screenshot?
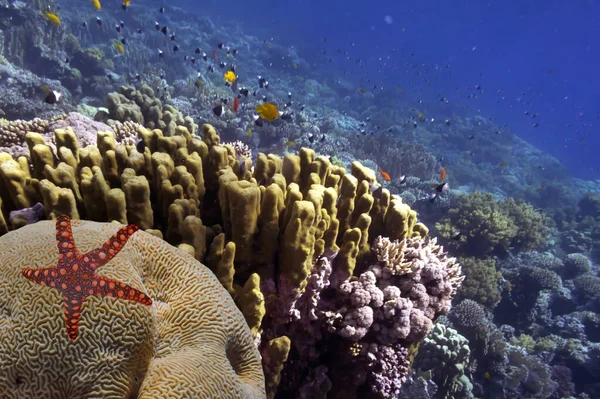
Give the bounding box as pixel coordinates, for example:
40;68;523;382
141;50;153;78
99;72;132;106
21;214;152;341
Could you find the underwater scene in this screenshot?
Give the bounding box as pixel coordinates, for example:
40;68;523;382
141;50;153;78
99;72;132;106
0;0;598;398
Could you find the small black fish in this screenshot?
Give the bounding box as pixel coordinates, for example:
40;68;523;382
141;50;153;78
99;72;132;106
369;183;383;200
64;56;70;64
202;52;208;61
190;57;196;64
239;88;249;97
219;61;226;68
161;26;168;35
157;49;164;57
232;49;239;56
320;134;326;142
230;64;236;73
173;45;179;51
136;28;143;34
195;48;201;54
253;114;264;127
218;43;224;49
155;22;160;30
207;65;214;73
308;133;315;144
159;7;165;13
120;20;125;28
44;89;62;105
451;231;462;240
115;25;121;33
258;76;266;88
184;55;189;61
120;37;127;45
96;16;102;26
435;182;449;193
398;175;406;184
280;111;293;121
136;139;146;153
429;192;438;202
213;104;224;117
81;21;87;28
469;135;475;140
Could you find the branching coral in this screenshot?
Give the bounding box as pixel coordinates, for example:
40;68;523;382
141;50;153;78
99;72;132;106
436;192;552;256
456;257;503;309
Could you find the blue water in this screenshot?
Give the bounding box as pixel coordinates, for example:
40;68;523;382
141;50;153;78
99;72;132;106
184;0;600;180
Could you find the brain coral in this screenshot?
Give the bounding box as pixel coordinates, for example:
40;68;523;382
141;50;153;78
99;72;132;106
0;219;265;398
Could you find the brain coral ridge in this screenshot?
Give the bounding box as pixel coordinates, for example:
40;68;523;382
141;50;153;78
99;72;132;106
0;107;462;397
0;218;265;398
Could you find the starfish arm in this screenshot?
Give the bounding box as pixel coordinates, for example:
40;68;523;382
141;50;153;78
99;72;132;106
63;294;84;341
91;276;152;306
85;225;139;270
55;214;79;259
21;267;57;287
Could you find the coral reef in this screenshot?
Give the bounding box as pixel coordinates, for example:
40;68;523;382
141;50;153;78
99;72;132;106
0;107;463;397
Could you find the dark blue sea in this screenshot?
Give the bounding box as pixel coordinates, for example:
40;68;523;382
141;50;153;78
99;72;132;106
195;0;600;180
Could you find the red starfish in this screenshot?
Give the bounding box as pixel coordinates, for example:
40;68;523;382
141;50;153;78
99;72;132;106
21;214;152;341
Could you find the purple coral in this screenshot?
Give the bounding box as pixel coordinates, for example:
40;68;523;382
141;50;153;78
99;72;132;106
263;235;464;398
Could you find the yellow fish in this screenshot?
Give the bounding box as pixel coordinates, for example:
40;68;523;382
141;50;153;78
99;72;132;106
114;41;124;53
43;11;61;25
396;87;404;93
285;140;294;147
255;103;279;121
123;0;131;6
223;70;236;83
292;62;298;69
91;0;101;11
247;127;252;138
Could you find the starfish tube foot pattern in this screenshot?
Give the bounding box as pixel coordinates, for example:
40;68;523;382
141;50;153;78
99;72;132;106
21;214;152;341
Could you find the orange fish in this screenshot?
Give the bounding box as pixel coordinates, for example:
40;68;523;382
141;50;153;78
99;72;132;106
379;168;391;182
232;96;240;112
440;167;446;182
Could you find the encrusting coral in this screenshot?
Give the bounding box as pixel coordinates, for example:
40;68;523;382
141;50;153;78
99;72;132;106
0;100;464;397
